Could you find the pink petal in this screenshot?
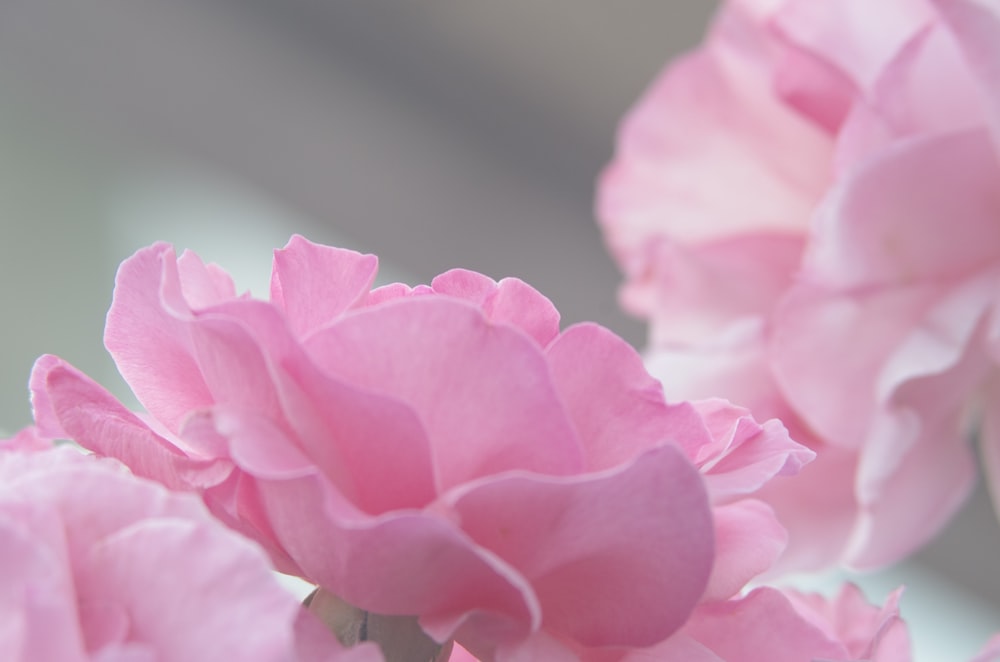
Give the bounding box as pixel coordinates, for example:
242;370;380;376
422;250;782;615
933;0;1000;154
277;359;439;512
212;372;437;515
597;0;830;302
446;445;713;649
251;474;541;644
803;130;1000;289
30;356;228;492
704;500;786;601
104;243;214;431
270;235;378;339
755;443;861;573
784;584;910;662
4;450;335;661
365;282;414;307
643;321;793;429
0;426;52;452
682;587;849;662
644;330;853;571
620;634;724;662
7;458;205;565
447;643;480;662
771;279;981;449
303;298;585;489
771;0;933;93
687;399;812;501
175;249;238;309
430;270;561;347
186;314;287;424
491;631;580;662
544;322;684;470
835;21;985;168
768;15;856;133
0;511;86;661
633;234;805;346
846;408;976;569
77;519;301;661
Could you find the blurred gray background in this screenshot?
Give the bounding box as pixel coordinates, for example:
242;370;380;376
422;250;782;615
0;2;996;656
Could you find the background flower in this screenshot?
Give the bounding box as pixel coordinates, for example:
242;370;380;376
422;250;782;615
0;444;374;661
598;0;1000;571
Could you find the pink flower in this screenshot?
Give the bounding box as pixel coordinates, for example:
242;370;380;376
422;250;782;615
0;444;374;661
598;0;1000;570
25;236;804;658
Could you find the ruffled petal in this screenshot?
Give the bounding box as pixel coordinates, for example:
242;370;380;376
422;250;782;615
250;472;541;645
704;500;786;601
446;445;713;649
104;243;213;431
304;298;585;489
30;356;228;492
430;270;561;347
270;235;378;339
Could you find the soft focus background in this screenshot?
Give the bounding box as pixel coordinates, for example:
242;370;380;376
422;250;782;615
0;1;996;657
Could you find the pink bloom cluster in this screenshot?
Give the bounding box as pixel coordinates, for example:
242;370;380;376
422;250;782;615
26;237;807;659
0;440;373;661
599;0;1000;571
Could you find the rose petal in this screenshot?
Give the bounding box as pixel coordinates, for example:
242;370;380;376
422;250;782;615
446;445;713;648
104;243;213;431
933;0;1000;154
0;510;85;661
430;270;561;347
30;356;228;492
252;473;541;643
545;322;684;469
270;235;379;339
704;500;786;601
304;298;585;488
77;519;301;661
803;130;1000;289
682;587;850;662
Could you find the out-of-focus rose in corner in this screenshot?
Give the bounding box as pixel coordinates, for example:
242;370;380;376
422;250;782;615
25;235;809;660
0;442;378;662
598;0;1000;572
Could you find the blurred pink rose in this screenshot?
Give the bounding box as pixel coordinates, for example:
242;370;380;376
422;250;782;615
25;236;806;658
0;444;374;662
599;0;1000;570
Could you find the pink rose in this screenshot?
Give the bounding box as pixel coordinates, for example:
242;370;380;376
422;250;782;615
26;236;805;658
599;0;1000;570
0;444;373;661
